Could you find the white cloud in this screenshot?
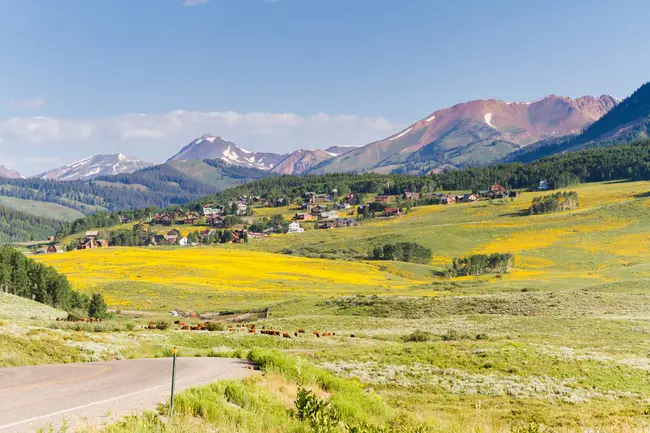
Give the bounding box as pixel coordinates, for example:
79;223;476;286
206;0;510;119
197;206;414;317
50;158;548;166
0;110;401;176
181;0;211;6
8;97;45;110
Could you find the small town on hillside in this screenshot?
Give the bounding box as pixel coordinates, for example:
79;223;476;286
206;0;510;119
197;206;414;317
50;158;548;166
30;181;548;255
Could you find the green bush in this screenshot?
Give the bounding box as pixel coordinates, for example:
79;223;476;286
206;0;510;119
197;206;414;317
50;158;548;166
204;322;225;332
155;320;170;330
295;387;341;433
402;330;430;343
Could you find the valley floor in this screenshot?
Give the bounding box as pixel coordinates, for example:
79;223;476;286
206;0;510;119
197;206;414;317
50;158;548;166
11;179;650;431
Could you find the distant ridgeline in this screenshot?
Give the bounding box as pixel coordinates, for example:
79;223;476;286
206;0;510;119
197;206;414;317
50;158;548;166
432;139;650;191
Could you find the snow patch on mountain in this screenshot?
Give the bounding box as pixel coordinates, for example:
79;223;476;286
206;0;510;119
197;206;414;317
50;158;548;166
389;127;413;141
484;113;497;129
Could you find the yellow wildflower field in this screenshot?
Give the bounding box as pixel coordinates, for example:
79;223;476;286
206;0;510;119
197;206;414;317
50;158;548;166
36;247;429;311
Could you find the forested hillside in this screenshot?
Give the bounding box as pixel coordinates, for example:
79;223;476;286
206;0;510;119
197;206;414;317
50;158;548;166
0;205;63;242
434;138;650;190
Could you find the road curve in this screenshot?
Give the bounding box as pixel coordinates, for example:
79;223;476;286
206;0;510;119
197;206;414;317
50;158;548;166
0;357;252;433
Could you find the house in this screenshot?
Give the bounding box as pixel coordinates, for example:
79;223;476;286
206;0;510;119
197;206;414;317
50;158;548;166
403;191;421;201
232;230;246;243
183;213;200;225
133;223;149;233
202;206;222;216
47;245;58;253
288;222;305;233
538;180;550;191
208;215;224;227
440;195;456;205
461;193;478;202
334;218;358;227
490;183;506;194
178;237;189;246
374;195;391;204
78;231;103;250
310;205;326;216
236;202;248;216
319;210;339;220
344;192;356;204
47;236;55;242
478;190;490;198
318;221;336;229
383;208;401;217
164;234;178;245
248;232;265;239
294;213;314;221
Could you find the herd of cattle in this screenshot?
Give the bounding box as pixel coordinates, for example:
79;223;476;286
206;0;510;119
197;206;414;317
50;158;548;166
142;320;351;339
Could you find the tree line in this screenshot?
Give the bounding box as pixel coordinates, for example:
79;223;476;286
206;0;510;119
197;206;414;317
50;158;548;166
446;253;514;277
0;205;63;242
0;246;105;317
370;242;432;265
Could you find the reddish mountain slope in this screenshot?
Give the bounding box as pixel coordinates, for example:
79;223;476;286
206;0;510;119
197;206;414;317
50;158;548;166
312;95;618;173
270;149;335;175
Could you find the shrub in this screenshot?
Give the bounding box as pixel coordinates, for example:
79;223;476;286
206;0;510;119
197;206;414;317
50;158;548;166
475;333;489;340
204;322;225;332
155;320;170;330
295;387;341;433
441;329;469;341
402;330;430;343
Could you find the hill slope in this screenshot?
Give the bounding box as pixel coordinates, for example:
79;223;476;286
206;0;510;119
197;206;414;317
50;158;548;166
39;154;153;181
167;134;285;170
312;95;618;174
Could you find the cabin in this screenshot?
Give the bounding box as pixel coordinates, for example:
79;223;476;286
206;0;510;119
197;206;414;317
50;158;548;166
287;222;304;234
318;221;336;230
403;191;421;201
383;208;401;217
440;195;456;205
310;205;327;216
208;215;224;227
78;231;102;250
334;218;358;227
293;213;314;221
490;183;506;194
374;195;391;204
319;210;339;220
236;202;248;216
460;193;477;203
202;206;222;216
183;213;199;225
164;234;178;245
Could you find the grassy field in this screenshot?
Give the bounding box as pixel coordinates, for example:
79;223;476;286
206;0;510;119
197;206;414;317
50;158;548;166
19;179;650;431
0;196;85;221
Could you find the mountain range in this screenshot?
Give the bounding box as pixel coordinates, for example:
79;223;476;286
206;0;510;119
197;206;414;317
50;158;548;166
310;94;620;174
12;87;650;183
38;154;153;181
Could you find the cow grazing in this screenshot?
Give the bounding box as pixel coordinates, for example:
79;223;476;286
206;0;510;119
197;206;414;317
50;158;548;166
283;332;291;339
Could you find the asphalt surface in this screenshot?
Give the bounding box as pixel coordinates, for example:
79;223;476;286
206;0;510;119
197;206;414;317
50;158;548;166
0;357;252;432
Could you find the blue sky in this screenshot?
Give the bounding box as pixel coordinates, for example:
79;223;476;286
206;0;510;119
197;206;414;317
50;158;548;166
0;0;648;174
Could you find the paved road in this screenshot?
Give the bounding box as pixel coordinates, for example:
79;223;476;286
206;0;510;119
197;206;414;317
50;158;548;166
0;357;252;432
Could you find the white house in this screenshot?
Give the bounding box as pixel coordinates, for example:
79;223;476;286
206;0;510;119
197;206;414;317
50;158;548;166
179;237;189;246
203;206;222;216
287;222;304;234
319;210;339;220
